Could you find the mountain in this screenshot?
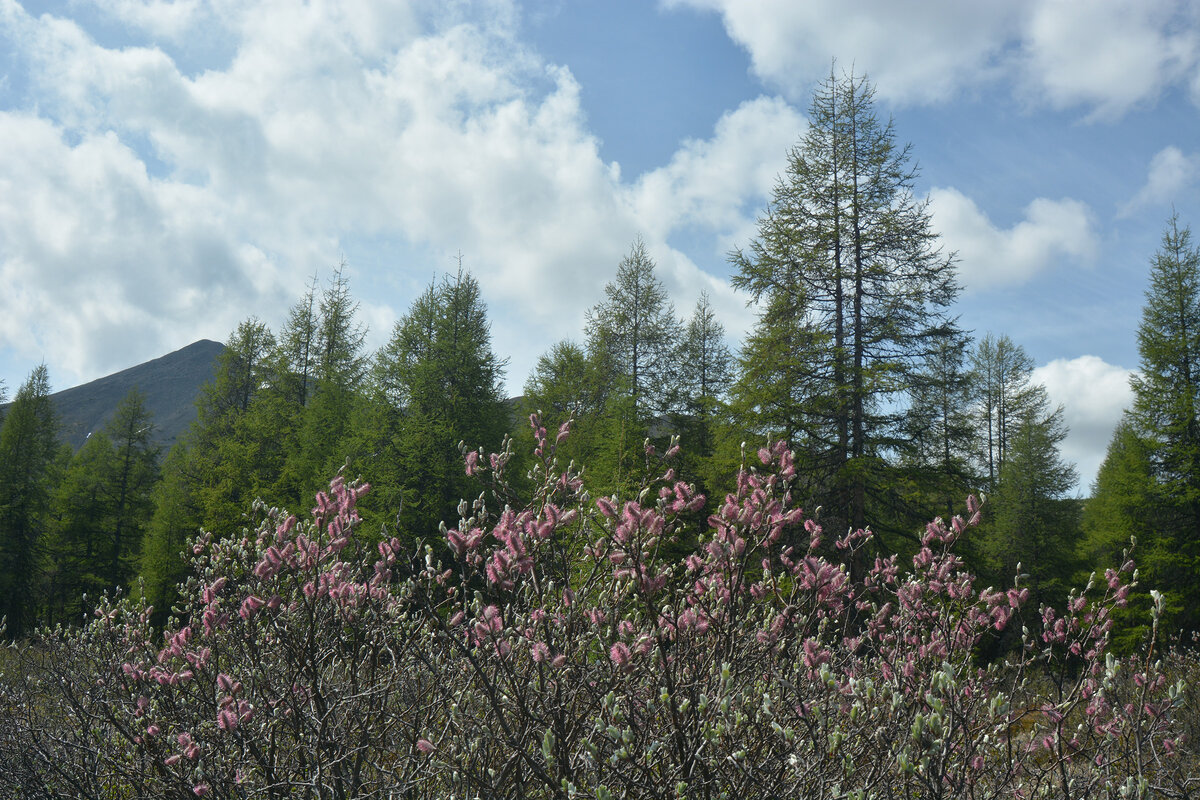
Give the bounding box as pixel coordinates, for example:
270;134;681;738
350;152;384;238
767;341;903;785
45;340;225;453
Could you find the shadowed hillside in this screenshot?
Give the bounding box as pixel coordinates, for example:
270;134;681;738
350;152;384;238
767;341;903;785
44;339;224;452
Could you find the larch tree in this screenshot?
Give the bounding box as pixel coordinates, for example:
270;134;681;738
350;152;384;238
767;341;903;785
48;389;158;621
585;238;682;422
139;320;277;618
522;339;632;494
731;68;958;537
0;365;60;639
363;267;507;540
48;430;115;624
673;292;735;495
286;265;369;502
985;403;1079;609
276;272;320;408
902;332;977;523
970;333;1042;493
99;388;160;593
1127;214;1200;633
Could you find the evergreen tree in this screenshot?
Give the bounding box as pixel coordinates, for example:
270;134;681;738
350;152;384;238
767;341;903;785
363;267;507;539
47;389;158;624
672;292;734;494
1080;419;1155;568
284;265;369;503
731;68;958;536
1127;214;1200;633
586;238;682;421
139;320;278;620
98;389;160;593
902;333;977;522
139;443;200;627
970;333;1042;493
985;404;1079;609
193;319;279;533
522;340;633;493
276;272;320;408
1079;419;1159;650
47;431;115;625
0;365;59;638
675;292;733;446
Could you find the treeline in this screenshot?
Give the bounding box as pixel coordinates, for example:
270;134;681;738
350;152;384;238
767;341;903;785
0;71;1197;648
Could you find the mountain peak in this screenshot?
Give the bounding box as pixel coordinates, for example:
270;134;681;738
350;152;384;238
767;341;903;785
49;340;225;452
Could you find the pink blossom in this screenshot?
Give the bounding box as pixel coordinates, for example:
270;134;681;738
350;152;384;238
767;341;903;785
609;642;631;669
416;738;435;754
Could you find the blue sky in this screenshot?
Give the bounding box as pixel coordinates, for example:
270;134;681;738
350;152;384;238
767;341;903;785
1;0;1198;491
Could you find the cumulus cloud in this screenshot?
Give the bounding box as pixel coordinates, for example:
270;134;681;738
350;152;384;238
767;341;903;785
1120;145;1200;216
664;0;1020;105
0;112;270;381
1032;355;1135;492
929;188;1097;290
0;0;785;392
630;95;803;247
668;0;1200;115
1019;0;1200;118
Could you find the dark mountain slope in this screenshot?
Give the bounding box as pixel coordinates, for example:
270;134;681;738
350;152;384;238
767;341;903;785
44;340;224;452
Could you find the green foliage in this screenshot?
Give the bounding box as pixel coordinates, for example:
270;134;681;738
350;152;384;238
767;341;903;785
47;389;159;624
1081;419;1154;570
585;238;681;422
970;333;1042;493
522;340;635;494
730;68;959;535
1126;214;1200;634
100;389;160;589
984;404;1079;608
47;431;115;624
902;333;976;520
359;267;507;539
1080;419;1156;650
0;365;60;639
139;443;199;626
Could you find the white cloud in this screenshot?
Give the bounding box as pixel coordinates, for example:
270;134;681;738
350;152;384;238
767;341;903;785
0;0;789;393
664;0;1020;105
668;0;1200;116
0;113;267;380
1121;145;1200;216
1032;355;1135;492
630;95;804;247
929;188;1097;290
1020;0;1200;118
88;0;206;40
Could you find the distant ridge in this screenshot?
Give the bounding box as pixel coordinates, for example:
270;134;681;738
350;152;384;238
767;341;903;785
46;340;225;453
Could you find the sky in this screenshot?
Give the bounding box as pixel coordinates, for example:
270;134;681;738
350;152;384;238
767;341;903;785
1;0;1198;493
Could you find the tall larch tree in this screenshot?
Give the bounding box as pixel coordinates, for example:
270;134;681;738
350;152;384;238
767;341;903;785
1127;214;1200;633
522;339;629;493
586;238;682;422
363;267;507;540
48;430;115;624
285;264;369;501
672;292;735;494
901;332;976;524
99;388;160;593
139;320;275;622
985;403;1079;609
0;365;60;638
970;333;1042;494
731;68;958;538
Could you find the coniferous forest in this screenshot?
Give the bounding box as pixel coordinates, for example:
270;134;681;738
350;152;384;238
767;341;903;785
3;71;1200;798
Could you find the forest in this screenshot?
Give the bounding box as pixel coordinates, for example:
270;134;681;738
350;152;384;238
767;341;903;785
1;72;1199;798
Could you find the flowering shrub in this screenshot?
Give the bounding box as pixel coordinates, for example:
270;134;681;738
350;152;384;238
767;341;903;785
1;416;1197;798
